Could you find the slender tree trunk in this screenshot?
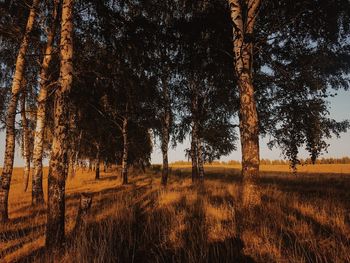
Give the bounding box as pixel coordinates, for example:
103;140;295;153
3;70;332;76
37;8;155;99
103;160;107;173
161;137;169;185
161;80;171;186
20;90;31;192
197;138;205;181
88;160;92;171
229;0;261;206
190;121;199;182
46;0;74;248
68;150;75;178
95;145;100;180
71;130;82;177
95;161;100;180
121;112;128;185
0;0;39;222
32;0;59;205
190;84;199;183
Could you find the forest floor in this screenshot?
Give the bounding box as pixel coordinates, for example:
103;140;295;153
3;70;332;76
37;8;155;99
0;165;350;263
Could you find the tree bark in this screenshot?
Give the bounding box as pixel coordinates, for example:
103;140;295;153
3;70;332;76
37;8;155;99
70;130;83;177
190;120;199;182
121;110;128;185
161;136;169;185
229;0;261;206
95;145;100;180
190;84;199;183
46;0;74;248
103;160;107;173
197;138;205;181
20;90;31;192
161;79;171;186
88;160;92;171
0;0;39;222
32;0;59;206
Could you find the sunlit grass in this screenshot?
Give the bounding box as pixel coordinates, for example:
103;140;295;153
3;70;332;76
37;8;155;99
170;163;350;174
0;166;350;262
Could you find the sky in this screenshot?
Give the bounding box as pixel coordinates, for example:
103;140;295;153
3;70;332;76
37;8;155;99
150;90;350;164
0;90;349;166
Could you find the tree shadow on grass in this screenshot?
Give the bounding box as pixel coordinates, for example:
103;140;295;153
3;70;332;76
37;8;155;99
259;174;350;206
13;247;46;263
0;224;45;242
8;175;257;263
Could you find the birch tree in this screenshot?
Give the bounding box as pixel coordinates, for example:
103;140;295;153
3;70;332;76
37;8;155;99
20;86;31;192
228;0;261;206
46;0;74;247
32;0;59;205
121;107;129;185
0;0;39;222
160;78;171;186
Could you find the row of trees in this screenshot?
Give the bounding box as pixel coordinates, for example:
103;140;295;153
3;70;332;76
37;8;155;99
173;156;350;166
260;157;350;165
0;0;349;248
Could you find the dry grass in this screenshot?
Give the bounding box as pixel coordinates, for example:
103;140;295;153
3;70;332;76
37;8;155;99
0;166;350;262
171;163;350;174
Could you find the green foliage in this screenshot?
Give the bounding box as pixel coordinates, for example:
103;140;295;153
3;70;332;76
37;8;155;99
255;0;350;168
1;0;349;169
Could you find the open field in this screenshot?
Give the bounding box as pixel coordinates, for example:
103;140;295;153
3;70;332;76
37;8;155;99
0;166;350;262
169;163;350;174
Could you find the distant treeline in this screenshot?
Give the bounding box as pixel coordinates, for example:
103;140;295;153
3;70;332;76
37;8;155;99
260;157;350;165
171;157;350;166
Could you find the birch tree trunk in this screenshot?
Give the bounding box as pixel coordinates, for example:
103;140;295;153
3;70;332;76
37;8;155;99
161;80;171;186
32;0;59;205
0;0;39;222
229;0;261;206
121;111;129;185
20;90;31;192
197;138;205;181
95;145;100;180
190;85;199;183
190;121;199;182
88;160;92;171
46;0;74;248
103;161;107;173
70;130;82;177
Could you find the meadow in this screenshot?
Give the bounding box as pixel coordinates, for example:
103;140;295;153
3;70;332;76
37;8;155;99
0;164;350;263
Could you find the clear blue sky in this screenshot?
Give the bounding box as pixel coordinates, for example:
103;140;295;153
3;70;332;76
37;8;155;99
0;90;349;166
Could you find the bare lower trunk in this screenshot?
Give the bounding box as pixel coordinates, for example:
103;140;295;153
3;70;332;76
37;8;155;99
95;146;100;180
0;0;39;221
121;115;128;185
0;94;19;221
68;151;75;178
32;0;59;206
95;161;100;180
21;91;31;192
71;131;82;176
229;0;261;207
239;73;260;207
197;138;205;181
88;160;92;171
161;140;169;186
46;0;74;248
190;84;199;183
161;80;171;186
103;161;107;173
190;121;199;182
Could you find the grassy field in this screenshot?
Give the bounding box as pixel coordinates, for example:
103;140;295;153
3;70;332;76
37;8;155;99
0;165;350;262
170;163;350;174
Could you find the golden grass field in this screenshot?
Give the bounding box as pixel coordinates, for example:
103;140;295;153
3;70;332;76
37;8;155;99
0;164;350;262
